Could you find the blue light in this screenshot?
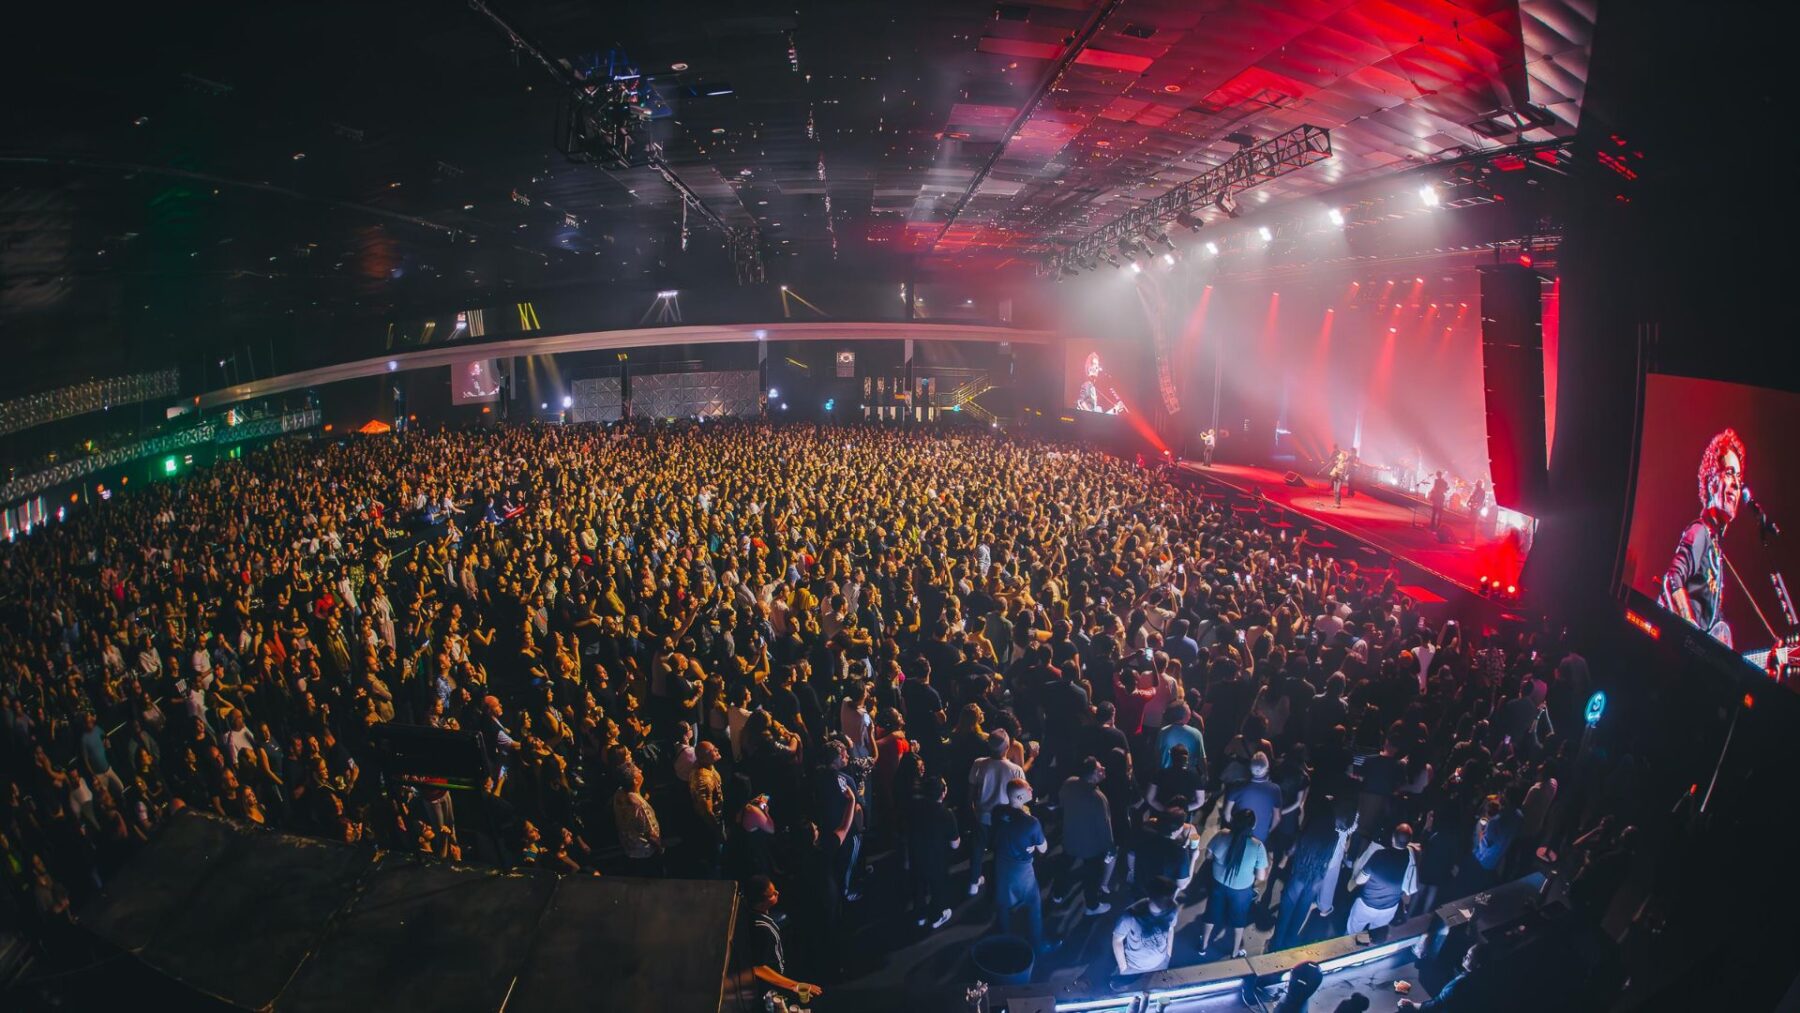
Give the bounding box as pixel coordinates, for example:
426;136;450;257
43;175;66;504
1585;690;1606;727
823;398;835;411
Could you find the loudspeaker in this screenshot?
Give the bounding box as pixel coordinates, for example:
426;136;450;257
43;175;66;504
1479;264;1550;513
1437;524;1460;544
1285;471;1307;488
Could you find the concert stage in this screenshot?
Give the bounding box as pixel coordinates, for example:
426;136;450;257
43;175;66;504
1176;462;1528;595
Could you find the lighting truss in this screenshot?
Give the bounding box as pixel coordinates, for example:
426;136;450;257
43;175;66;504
467;0;763;285
0;368;181;438
1045;125;1332;276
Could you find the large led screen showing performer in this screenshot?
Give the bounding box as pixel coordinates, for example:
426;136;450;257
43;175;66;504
1067;346;1128;415
452;359;503;404
1620;375;1800;675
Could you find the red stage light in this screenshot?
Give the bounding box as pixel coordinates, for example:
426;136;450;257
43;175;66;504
1518;254;1533;267
1506;585;1517;595
1743;693;1756;710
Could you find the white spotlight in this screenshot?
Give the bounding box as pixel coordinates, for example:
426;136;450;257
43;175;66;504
1419;185;1440;207
656;289;679;298
1162;253;1175;265
1129;261;1142;273
1257;226;1273;243
1204;241;1219;256
1327;208;1345;227
561;395;574;409
767;387;780;399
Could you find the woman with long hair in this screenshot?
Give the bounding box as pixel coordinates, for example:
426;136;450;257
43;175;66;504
1266;795;1350;952
1197;806;1269;958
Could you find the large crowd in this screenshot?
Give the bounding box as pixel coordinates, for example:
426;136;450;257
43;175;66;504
0;421;1640;1007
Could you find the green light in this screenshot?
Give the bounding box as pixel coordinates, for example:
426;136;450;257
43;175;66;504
163;456;179;475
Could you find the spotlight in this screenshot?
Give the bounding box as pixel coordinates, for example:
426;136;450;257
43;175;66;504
540;402;548;410
1507;585;1518;596
1418;185;1440;207
1175;210;1204;231
1257;226;1273;243
656;289;679;298
1204;241;1219;256
1162;252;1175;265
1100;251;1122;267
1216;192;1240;219
1129;261;1142;273
780;402;788;410
1118;237;1144;257
387;360;399;372
1327;208;1345;227
1146;228;1175;251
562;395;574;409
768;387;780;398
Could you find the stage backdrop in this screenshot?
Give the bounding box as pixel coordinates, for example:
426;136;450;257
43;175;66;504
1620;374;1800;661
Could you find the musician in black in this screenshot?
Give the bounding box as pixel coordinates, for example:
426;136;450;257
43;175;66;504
1428;472;1449;531
1328;446;1351;508
1659;428;1746;647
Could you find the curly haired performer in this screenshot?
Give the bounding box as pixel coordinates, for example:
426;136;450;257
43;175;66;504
1659;428;1746;646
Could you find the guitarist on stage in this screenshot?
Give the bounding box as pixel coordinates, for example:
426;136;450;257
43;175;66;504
1326;446;1353;508
1659;428;1746;647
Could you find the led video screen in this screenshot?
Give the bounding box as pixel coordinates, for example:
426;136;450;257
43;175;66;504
1066;343;1129;415
451;359;503;404
1620;375;1800;671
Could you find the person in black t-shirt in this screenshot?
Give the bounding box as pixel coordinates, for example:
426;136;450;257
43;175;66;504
907;777;961;929
736;875;822;1004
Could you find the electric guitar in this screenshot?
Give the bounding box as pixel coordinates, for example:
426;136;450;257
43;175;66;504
1743;636;1799;682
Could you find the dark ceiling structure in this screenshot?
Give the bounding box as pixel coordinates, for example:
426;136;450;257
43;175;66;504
0;0;1593;395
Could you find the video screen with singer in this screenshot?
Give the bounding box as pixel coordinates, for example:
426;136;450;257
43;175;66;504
1620;374;1800;673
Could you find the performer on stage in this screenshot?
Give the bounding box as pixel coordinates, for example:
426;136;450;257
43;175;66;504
1468;480;1490;539
1199;429;1217;467
1659;428;1746;647
1428;472;1449;531
1075;353;1128;415
1328;447;1352;508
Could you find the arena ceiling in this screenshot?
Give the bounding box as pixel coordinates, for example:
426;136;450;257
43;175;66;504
0;0;1593;386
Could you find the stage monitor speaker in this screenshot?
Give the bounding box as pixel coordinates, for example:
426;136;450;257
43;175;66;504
1284;471;1307;488
1479;264;1549;513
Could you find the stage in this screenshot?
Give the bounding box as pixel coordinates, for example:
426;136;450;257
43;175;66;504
1176;462;1527;596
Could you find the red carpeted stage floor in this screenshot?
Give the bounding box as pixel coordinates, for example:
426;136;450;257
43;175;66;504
1177;462;1528;595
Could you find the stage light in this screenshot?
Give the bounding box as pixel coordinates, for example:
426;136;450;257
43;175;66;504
1162;253;1174;265
1257;226;1273;242
1175;210;1203;231
1518;253;1533;267
780;402;788;410
1507;585;1517;595
780;284;789;291
823;398;835;411
1419;184;1441;207
162;456;178;475
540;402;548;410
561;395;574;409
1328;208;1345;227
1204;241;1219;256
387;360;399;372
656;289;679;298
767;387;780;398
1129;261;1142;273
1316;935;1424;973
